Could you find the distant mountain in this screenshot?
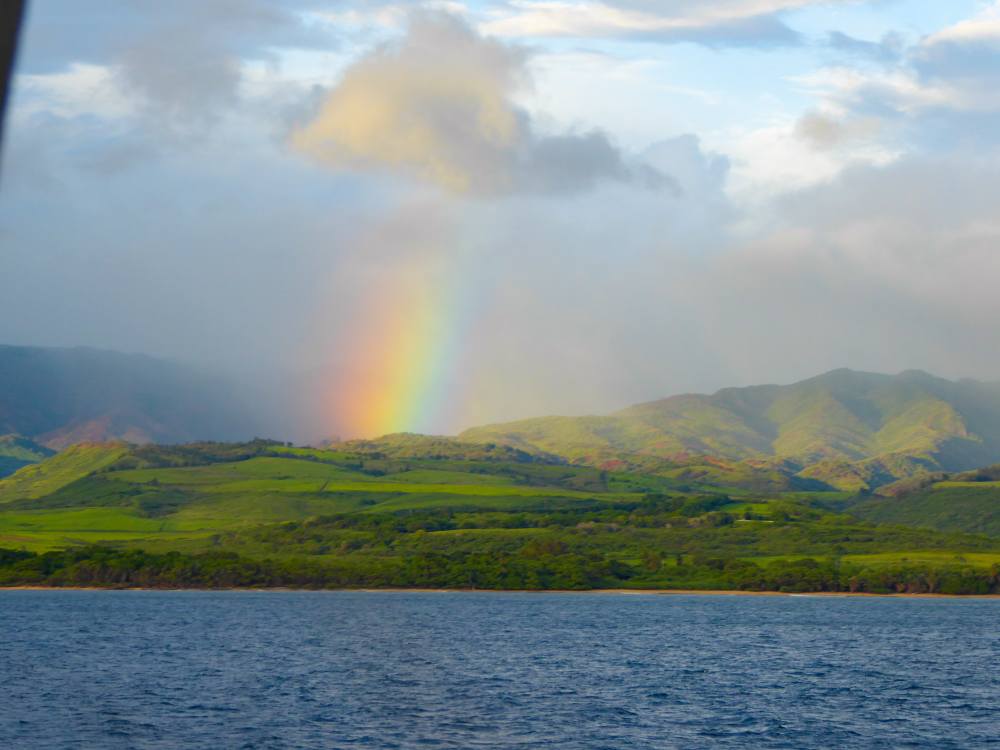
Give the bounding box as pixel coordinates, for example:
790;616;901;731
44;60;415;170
0;345;258;449
326;432;562;463
461;369;1000;490
0;435;54;478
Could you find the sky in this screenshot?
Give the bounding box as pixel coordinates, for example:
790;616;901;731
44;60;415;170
2;0;1000;440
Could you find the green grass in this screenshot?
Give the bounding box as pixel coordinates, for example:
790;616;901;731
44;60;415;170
167;493;380;529
0;448;624;549
842;551;1000;566
0;435;54;478
362;493;593;513
0;530;210;553
850;484;1000;536
0;507;173;533
2;439;998;586
112;457;613;500
383;469;518;485
936;481;1000;488
723;501;774;513
0;442;131;501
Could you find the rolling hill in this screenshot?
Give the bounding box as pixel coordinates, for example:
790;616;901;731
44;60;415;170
848;464;1000;537
461;369;1000;490
1;438;998;593
2;414;993;587
0;435;54;478
0;345;258;448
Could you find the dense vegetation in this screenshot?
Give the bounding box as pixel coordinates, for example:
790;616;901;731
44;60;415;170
1;540;996;594
852;481;1000;536
1;439;998;593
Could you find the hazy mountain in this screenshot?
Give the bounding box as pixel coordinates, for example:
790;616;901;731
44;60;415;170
0;345;259;449
0;435;54;478
461;369;1000;490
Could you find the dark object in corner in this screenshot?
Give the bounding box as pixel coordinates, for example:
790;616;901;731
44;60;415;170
0;0;26;169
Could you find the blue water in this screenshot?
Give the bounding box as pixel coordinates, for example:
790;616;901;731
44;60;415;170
1;592;998;749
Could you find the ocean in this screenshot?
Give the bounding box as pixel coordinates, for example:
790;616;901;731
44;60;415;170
1;591;997;748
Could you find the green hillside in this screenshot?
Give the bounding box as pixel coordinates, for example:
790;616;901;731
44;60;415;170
0;435;54;478
849;465;1000;536
0;442;131;502
1;439;998;593
461;369;1000;491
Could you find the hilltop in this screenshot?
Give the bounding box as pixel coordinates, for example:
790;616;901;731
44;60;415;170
6;347;997;494
461;369;1000;491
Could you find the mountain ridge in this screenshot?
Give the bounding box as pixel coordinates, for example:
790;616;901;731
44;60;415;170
460;368;1000;490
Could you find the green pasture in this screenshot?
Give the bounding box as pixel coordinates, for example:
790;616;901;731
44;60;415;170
841;550;1000;567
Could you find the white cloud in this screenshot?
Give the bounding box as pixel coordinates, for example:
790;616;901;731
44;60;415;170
291;11;663;195
481;0;855;45
922;2;1000;46
14;63;135;121
792;2;1000;160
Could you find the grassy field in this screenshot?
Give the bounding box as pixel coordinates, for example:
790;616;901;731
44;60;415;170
0;443;639;550
842;551;1000;566
851;482;1000;536
0;440;998;593
0;442;131;501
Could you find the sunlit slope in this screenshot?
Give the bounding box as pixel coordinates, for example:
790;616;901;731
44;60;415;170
2;440;999;596
0;440;655;550
0;435;54;478
0;442;130;501
461;369;1000;488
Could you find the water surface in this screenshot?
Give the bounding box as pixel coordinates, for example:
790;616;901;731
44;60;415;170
1;591;997;749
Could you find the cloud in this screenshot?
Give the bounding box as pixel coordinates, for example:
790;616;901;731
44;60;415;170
117;27;242;125
17;0;335;129
291;11;661;194
913;6;1000;85
481;0;854;47
794;110;882;149
797;3;1000;155
9;0;1000;442
18;0;328;74
681;154;1000;385
826;30;903;64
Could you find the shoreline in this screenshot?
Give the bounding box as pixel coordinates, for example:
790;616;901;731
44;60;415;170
2;586;999;599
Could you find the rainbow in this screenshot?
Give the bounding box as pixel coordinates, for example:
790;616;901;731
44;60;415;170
326;246;481;439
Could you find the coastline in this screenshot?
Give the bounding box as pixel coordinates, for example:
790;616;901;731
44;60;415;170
2;585;999;599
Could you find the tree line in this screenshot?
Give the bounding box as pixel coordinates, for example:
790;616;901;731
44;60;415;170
1;546;997;594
